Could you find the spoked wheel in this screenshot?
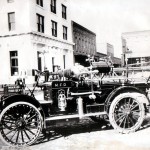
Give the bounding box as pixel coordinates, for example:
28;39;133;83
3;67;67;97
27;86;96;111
0;102;43;146
109;93;145;134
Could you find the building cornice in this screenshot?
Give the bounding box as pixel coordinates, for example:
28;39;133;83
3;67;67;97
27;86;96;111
122;30;150;38
0;31;75;46
72;21;96;36
30;31;75;46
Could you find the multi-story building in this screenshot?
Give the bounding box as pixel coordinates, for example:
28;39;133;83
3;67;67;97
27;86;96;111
0;0;74;84
122;30;150;66
72;21;96;66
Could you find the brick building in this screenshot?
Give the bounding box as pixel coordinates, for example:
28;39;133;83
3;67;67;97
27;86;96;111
72;21;96;66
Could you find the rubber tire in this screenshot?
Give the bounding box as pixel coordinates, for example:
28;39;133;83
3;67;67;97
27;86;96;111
0;102;43;146
109;92;145;134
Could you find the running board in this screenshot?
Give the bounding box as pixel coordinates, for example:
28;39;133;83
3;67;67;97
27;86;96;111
45;112;107;121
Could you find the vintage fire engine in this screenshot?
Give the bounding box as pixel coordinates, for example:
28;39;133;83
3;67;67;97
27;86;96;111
0;56;150;147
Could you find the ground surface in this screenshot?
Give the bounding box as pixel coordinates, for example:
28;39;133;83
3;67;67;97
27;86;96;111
1;117;150;150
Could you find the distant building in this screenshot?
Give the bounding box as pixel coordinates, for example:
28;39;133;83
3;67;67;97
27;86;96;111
97;43;114;58
122;30;150;66
96;43;121;67
72;21;96;66
0;0;74;84
95;52;107;61
112;57;122;67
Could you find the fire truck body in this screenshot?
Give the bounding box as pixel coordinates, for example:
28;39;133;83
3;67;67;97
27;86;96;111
0;58;150;146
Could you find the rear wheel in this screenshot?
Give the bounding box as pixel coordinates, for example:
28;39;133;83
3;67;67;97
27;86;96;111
109;93;145;133
0;102;43;146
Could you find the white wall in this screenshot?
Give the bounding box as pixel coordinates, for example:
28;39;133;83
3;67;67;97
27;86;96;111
0;0;31;35
29;0;73;43
0;0;73;42
30;33;74;71
122;31;150;58
0;34;34;84
0;0;74;84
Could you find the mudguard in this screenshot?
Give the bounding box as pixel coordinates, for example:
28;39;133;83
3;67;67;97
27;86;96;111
105;86;150;112
1;94;45;122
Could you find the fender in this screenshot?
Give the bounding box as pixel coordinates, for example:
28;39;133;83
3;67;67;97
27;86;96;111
2;94;41;108
105;86;150;112
127;92;149;105
1;94;45;125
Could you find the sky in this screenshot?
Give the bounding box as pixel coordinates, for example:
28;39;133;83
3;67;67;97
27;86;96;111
70;0;150;58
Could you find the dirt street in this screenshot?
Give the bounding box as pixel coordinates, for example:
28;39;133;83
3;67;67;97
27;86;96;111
1;117;150;150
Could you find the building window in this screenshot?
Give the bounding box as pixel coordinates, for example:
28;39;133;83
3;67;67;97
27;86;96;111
63;26;67;40
51;20;57;37
62;4;67;19
7;0;14;3
37;14;44;33
63;55;66;69
10;51;18;76
51;0;56;14
36;0;43;7
52;57;55;72
37;52;42;71
8;12;15;31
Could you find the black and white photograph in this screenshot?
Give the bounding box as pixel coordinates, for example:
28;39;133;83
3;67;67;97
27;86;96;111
1;0;150;149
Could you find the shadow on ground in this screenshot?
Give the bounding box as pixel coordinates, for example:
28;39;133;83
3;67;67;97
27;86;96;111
33;118;112;146
32;116;150;146
139;117;150;131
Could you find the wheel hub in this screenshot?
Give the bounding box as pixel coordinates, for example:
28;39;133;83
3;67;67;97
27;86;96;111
124;108;131;115
16;119;26;129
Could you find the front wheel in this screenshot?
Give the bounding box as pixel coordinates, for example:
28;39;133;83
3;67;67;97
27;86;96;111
0;102;43;146
109;93;145;134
